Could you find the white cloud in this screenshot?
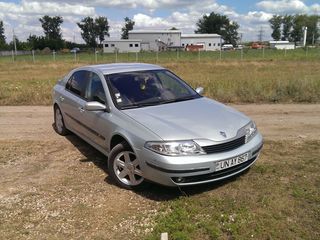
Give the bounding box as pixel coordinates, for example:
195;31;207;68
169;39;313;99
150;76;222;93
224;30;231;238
0;0;94;16
23;0;199;10
133;13;171;29
0;0;96;42
243;11;273;23
257;0;309;13
0;0;318;43
310;4;320;14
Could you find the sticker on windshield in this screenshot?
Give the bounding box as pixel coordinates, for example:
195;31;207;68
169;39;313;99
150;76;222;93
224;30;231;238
115;93;122;103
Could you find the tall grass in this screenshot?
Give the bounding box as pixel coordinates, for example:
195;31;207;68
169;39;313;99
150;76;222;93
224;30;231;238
0;55;319;105
165;60;320;103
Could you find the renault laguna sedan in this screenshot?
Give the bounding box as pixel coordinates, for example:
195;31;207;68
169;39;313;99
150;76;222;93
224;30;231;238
53;63;263;189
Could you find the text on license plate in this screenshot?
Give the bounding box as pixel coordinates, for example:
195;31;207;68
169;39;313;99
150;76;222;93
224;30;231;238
215;152;249;171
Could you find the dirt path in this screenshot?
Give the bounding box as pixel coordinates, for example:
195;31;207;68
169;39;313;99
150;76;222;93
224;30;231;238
0;104;319;239
0;104;319;141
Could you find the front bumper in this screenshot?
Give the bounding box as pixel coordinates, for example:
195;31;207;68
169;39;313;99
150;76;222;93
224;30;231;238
136;132;263;186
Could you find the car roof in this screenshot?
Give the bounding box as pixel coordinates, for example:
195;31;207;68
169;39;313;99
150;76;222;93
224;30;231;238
77;63;165;75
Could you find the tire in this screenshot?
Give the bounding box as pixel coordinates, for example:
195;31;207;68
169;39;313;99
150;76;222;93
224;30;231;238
54;105;69;136
108;141;146;190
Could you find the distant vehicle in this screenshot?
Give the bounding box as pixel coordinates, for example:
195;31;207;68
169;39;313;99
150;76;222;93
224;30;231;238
70;48;80;53
235;45;244;50
251;43;265;49
221;44;234;51
53;63;263;189
186;44;204;52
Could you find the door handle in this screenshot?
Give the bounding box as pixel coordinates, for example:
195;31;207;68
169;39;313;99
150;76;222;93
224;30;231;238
78;107;85;113
59;96;64;102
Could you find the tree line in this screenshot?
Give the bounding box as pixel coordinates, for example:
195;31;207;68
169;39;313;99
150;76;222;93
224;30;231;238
0;16;135;51
1;11;318;51
269;14;319;44
0;12;241;51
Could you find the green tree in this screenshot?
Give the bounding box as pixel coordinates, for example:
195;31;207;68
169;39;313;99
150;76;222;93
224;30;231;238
9;37;30;50
39;15;63;40
269;15;282;41
77;17;97;48
290;14;306;44
195;12;239;45
39;15;64;50
27;34;38;49
281;15;293;41
224;21;240;46
0;20;7;50
121;17;135;39
77;16;109;48
306;15;320;45
95;16;109;45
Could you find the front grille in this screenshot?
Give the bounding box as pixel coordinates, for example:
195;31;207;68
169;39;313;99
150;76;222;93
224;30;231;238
202;135;246;154
172;156;257;184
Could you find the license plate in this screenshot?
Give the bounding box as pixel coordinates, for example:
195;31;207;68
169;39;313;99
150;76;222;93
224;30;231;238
215;152;249;171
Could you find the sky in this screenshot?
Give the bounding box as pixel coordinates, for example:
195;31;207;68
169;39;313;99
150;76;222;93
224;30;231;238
0;0;319;43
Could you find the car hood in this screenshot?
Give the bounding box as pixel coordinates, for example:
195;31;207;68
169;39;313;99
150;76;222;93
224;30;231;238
123;97;250;141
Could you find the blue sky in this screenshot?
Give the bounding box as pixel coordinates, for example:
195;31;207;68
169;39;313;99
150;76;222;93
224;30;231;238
0;0;319;43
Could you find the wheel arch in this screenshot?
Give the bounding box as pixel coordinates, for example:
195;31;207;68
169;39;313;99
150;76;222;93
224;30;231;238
110;134;133;151
53;102;60;110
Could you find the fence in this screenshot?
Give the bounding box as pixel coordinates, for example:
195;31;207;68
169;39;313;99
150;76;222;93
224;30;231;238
0;50;32;56
0;47;319;64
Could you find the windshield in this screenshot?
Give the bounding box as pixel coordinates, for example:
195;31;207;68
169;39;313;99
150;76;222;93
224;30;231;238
105;70;201;109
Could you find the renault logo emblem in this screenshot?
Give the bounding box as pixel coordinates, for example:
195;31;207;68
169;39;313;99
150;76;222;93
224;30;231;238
220;131;227;138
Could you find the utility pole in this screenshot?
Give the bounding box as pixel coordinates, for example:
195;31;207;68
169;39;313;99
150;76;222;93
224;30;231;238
258;27;264;43
12;29;17;55
303;26;307;47
239;33;243;45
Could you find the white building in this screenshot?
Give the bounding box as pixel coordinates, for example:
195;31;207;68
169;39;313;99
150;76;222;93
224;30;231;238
128;30;181;51
269;41;295;50
103;39;141;53
181;34;221;51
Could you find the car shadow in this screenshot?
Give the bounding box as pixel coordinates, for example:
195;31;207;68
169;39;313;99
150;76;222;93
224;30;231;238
62;131;249;202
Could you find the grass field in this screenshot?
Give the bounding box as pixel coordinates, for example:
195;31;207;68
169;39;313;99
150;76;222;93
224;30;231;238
0;48;319;105
0;48;319;239
145;141;320;240
1;138;319;239
1;48;320;63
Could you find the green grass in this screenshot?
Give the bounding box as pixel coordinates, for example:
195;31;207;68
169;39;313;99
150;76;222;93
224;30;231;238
145;140;320;240
0;48;319;105
0;48;320;63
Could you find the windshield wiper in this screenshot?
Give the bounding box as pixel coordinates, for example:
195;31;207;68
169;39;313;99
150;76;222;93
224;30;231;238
121;96;198;110
159;95;197;104
121;101;162;109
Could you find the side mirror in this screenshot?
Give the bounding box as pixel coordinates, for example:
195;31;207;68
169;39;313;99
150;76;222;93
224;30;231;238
84;101;109;112
195;87;204;95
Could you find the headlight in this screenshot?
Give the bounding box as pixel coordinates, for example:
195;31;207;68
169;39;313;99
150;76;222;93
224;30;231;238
244;121;257;143
145;140;205;156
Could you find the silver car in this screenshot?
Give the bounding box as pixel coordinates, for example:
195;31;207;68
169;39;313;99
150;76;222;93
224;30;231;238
53;63;263;189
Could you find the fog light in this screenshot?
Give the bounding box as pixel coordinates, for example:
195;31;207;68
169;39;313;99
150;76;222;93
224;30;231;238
174;177;184;183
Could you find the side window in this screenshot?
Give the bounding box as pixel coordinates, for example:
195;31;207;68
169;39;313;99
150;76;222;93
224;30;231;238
66;71;89;98
88;73;106;104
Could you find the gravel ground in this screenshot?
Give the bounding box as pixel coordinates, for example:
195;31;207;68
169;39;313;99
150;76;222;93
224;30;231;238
0;104;319;239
